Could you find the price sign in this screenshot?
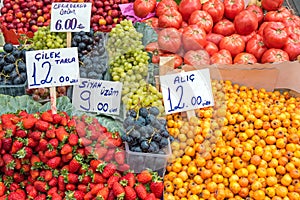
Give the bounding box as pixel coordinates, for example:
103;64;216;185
72;78;123;115
50;2;92;32
25;47;80;89
160;68;214;114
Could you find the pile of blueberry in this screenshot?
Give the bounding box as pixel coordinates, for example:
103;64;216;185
122;106;173;154
0;43;28;85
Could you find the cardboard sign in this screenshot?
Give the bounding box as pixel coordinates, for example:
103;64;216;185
25;47;80;88
50;2;92;32
160;68;214;114
72;78;123;115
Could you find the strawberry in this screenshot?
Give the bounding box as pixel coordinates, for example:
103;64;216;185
68;173;79;184
33;194;46;200
28;131;42;141
69;154;83;173
96;186;109;200
66;183;76;191
60;143;72;155
36;138;48;151
45;149;58;158
0;182;6;197
2;137;12;151
75;121;86;137
25;184;37;199
124;186;137;200
94;146;108;159
55;126;69;142
83;192;93;200
14;130;27;138
74;190;85;200
150;174;164;198
92;172;107;184
104;148;115;162
120;172;136;188
136;170;153;184
77;184;89;193
14;147;33;159
48;138;59;148
44;170;53;181
7;191;25;200
91;183;105;195
79;138;92;147
58;175;65;192
114;148;125;165
112;182;125;199
107;189;115;200
67;118;76;131
50;193;63;200
30;154;41;165
90;160;102;171
53;114;62;124
11;139;24;154
41;111;53;123
13;172;25;183
98;162;117;178
117;163;130;172
68;134;79;146
35;120;49;132
107;172;121;189
47;157;61;169
34;180;49;193
62;152;73;163
28;138;38;148
105;137;122;148
146;193;157;200
45;129;56;139
135;184;148;200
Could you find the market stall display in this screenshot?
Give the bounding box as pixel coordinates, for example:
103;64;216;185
0;0;299;200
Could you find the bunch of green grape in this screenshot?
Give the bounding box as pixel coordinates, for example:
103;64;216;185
107;19;149;83
30;26;67;50
122;79;165;115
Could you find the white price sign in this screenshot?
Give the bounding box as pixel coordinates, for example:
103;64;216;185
72;78;123;115
25;47;80;89
160;69;214;114
50;2;92;32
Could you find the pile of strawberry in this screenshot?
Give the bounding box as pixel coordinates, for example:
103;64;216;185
0;110;163;200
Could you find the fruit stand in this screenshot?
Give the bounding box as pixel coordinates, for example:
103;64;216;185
0;0;300;200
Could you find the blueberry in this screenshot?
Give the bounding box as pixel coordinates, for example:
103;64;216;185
3;64;15;73
73;35;82;43
150;141;159;153
71;41;78;47
121;134;128;142
87;71;98;79
160;130;170;138
17;61;26;72
78;42;87;51
145;114;155;125
149;106;160;116
159;137;169;148
139;107;148;118
158;118;167;126
153;133;162;142
130;130;141;139
4;54;16;63
169;136;175;142
131;146;142;152
141;141;150;151
10;69;18;79
127;109;137;118
13;76;23;85
3;43;14;53
134;117;146;128
19;72;27;82
123;116;135;127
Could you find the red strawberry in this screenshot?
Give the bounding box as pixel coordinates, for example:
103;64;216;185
7;191;25;200
135;184;148;200
60;117;68;126
75;121;86;137
77;184;89;193
83;192;93;200
45;149;58;158
105;137;122;148
90;160;102;171
74;190;85;200
33;194;46;200
28;131;42;141
58;175;65;192
90;183;105;196
98;162;117;178
34;180;49;193
50;193;62;200
2;137;12;151
124;185;137;200
120;172;136;188
35;139;48;151
48;138;59;148
136;170;153;184
15;130;27;138
68;173;79;184
69;154;83;173
11;139;24;154
112;182;125;199
53;114;62;124
55;126;69;142
93;172;107;184
68;134;78;146
44;170;53;181
150;175;164;198
107;172;121;189
66;183;76;191
104;148;116;162
35;120;49;132
47;157;61;169
114;148;125;165
30;154;41;165
60;143;72;155
146;193;157;200
107;189;115;200
96;186;109;200
26;185;38;199
45;129;56;139
0;182;6;197
28;138;38;148
41;111;53;123
117;163;130;172
62;152;73;163
49;177;58;187
79;138;92;147
94;146;108;159
14;147;33;159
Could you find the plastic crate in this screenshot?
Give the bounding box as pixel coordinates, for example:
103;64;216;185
0;82;27;96
125;139;172;174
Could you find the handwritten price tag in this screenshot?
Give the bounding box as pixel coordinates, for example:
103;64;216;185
72;78;123;115
25;47;80;89
50;2;92;32
160;68;214;114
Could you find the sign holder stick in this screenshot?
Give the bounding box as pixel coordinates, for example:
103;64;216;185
158;57;196;119
50;32;72;115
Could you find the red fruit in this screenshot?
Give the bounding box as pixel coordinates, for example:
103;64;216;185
79;138;92;147
55;126;69;142
11;139;24;154
45;129;56;139
33;194;46;200
68;173;79;184
99;162;117;178
44;170;53;181
60;143;72;155
104;148;115;162
83;192;93;200
118;163;130;172
52;114;62;124
91;183;105;196
48;177;58;187
34;180;49;193
68;134;78;146
7;191;25;200
136;170;153;184
112;182;125;199
135;184;148;200
90;160;102;171
107;189;115;200
146;193;157;200
74;190;85;200
58;175;65;192
14;147;33;159
35;120;49;131
120;172;136;188
15;130;27;138
96;186;109;200
48;138;59;148
26;185;37;199
2;137;12;151
41;111;53;123
47;157;61;169
69;155;83;173
150;175;164;198
0;182;6;196
94;146;108;159
28;131;42;141
93;173;107;184
45;149;57;158
124;186;137;200
114;148;125;165
107;172;121;189
66;183;76;191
